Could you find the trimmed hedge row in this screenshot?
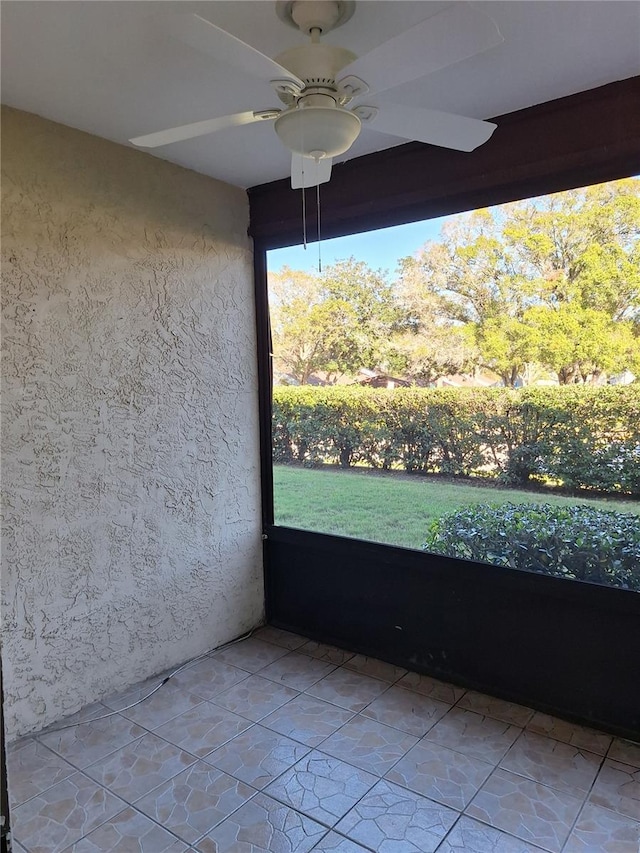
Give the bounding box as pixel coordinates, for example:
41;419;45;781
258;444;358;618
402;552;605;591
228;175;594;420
272;385;640;494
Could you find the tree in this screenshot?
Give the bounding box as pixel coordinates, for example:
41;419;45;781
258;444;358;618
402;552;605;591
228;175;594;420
412;210;526;325
502;181;640;318
390;253;477;384
269;259;406;383
273;297;363;384
271;178;640;386
472;316;537;387
401;178;640;384
389;326;476;386
522;305;638;384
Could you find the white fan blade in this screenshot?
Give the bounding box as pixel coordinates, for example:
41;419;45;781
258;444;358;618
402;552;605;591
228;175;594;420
168;13;304;88
291;154;333;189
130;110;279;148
364;103;496;152
338;3;503;98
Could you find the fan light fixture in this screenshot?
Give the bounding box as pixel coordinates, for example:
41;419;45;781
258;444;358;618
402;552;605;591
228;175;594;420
130;2;503;188
130;1;503;270
274;104;361;159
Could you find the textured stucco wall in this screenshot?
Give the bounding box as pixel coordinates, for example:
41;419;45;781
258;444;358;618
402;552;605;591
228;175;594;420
1;107;264;738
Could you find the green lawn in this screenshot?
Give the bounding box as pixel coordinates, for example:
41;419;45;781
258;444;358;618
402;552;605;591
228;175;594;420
273;464;640;550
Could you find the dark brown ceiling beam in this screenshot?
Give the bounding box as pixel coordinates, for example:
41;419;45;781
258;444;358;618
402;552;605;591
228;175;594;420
248;76;640;248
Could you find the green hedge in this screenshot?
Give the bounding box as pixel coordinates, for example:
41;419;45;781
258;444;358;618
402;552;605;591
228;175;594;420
272;385;640;495
424;503;640;590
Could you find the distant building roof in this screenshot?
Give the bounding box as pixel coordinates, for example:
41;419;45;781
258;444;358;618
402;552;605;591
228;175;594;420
357;369;411;388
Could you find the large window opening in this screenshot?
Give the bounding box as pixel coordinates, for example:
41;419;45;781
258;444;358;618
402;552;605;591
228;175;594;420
266;177;640;591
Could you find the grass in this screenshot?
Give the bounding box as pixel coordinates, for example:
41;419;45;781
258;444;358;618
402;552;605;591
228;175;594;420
273;464;640;550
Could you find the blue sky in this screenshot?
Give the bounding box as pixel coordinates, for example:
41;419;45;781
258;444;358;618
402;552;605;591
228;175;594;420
267;215;449;276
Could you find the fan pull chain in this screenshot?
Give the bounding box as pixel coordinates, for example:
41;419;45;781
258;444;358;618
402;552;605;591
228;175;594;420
300;157;308;249
301;186;307;250
316;177;322;273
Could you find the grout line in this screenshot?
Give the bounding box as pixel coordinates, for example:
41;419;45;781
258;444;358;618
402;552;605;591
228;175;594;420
131;772;262;850
556;747;612;853
461;764;595;853
6;740;78;812
55;802;189;853
434;811;550;852
15;778;130;853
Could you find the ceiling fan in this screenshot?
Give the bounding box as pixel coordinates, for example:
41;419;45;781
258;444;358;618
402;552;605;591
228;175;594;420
130;1;504;189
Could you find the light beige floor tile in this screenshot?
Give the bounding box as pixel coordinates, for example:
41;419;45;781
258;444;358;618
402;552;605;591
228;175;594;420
253;626;309;650
343;655;407;684
608;738;640;769
386;740;493;810
426;708;521;764
261;695;354;747
361;684;450;737
563;802;640;852
589;758;640;820
107;681;203;731
212;674;299;722
310;831;371;851
11;772;124;853
7;738;75;806
437;815;547;851
154;701;252;758
526;713;612;756
195;792;326;852
204;725;310;789
38;712;146;769
335;779;457;852
66;806;188;851
305;668;389;713
260;652;337;691
320;714;418;776
457;692;534;727
397;672;466;704
212;638;290;672
264;750;377;827
84;732;195;802
466;768;584;853
134;761;256;844
168;657;250;702
298;641;355;665
499;731;602;795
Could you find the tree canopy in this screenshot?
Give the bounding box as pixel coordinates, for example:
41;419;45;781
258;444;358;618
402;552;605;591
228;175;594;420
269;178;640;386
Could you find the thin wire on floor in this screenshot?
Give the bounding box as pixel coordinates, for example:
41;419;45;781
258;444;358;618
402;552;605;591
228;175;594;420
40;628;256;734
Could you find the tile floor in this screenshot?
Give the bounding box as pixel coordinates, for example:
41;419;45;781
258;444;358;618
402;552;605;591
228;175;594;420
6;627;640;852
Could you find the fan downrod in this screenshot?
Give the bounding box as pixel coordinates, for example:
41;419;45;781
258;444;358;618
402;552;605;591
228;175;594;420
276;1;356;35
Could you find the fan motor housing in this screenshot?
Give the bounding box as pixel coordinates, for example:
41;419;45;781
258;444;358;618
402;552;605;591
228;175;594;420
276;43;356;88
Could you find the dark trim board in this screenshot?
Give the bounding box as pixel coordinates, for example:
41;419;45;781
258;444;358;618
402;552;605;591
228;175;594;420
266;526;640;740
253;246;275;526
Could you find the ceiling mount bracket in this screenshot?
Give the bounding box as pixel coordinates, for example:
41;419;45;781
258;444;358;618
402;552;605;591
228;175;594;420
276;1;356;35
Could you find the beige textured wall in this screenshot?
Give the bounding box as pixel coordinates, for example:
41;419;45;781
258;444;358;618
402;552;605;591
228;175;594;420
1;107;264;738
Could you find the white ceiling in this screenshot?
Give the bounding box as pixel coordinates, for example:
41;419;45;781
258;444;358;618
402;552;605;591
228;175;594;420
2;1;639;189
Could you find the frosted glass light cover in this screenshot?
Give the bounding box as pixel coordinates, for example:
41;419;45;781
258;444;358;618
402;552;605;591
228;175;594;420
274;106;361;158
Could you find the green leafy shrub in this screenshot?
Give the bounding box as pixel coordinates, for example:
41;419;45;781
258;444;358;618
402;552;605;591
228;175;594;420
272;385;640;495
424;503;640;590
